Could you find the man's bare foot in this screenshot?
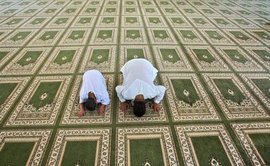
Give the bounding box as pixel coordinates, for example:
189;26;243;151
77;110;85;117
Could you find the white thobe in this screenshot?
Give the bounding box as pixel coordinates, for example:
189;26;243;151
79;70;110;105
116;59;166;103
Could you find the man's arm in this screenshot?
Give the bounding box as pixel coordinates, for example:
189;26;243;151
98;104;106;115
119;102;130;112
77;103;86;117
116;85;131;112
115;85;126;102
152;102;161;112
78;79;86;117
151;86;166;112
154;86;166;104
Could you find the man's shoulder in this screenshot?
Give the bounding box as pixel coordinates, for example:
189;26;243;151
123;58;152;69
84;70;102;76
129;58;148;63
84;69;101;74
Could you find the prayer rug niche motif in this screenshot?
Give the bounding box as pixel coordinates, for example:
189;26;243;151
0;48;19;72
121;28;147;44
249;29;270;45
61;75;114;125
244;46;270;71
79;46;116;73
39;47;83;74
18;7;41;17
168;16;191;28
176;28;206;45
188;17;215;28
144;16;167;27
0;47;51;75
47;128;111;166
124;6;140;14
224;29;261;45
198;8;221;17
0;30;12;41
1;8;19;17
0;77;30;123
29;29;64;46
240;73;270;110
50;1;68;6
216;46;264;72
46;16;74;28
58;28;91;46
229;18;257;29
97;16;118;27
0;17;27;29
71;16;96;28
21;17;49;29
175;124;244;165
59;7;80;16
105;0;119;6
0;29;37;46
122;16;143;27
40;7;60;16
210;17;237;28
153;45;193;72
216;8;238;17
90;28;118;45
120;45;154;69
142;7;161;16
70;0;86;6
5;76;71;126
200;29;234;45
81;7;99;16
101;7;119;15
203;73;269;120
161;73;219;121
231;123;270;165
186;46;230;72
116;126;178;165
161;7;180;16
0;129;51;165
123;0;137;6
148;28;177;44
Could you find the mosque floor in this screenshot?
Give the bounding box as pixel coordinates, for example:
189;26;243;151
0;0;270;165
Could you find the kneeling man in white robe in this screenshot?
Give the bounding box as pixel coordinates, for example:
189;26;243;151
77;70;110;117
116;59;166;117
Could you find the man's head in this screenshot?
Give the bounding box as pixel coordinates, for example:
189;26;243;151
133;95;146;117
85;92;96;111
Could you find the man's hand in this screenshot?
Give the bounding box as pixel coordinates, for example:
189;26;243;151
152;102;161;112
77;103;85;117
98;104;106;115
120;102;130;112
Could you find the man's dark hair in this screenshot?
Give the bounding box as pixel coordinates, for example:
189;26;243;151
133;101;146;117
85;97;96;111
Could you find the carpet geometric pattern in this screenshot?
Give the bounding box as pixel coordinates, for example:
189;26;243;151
0;0;269;165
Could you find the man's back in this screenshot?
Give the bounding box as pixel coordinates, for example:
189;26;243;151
121;59;157;86
80;70;109;104
83;70;106;90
